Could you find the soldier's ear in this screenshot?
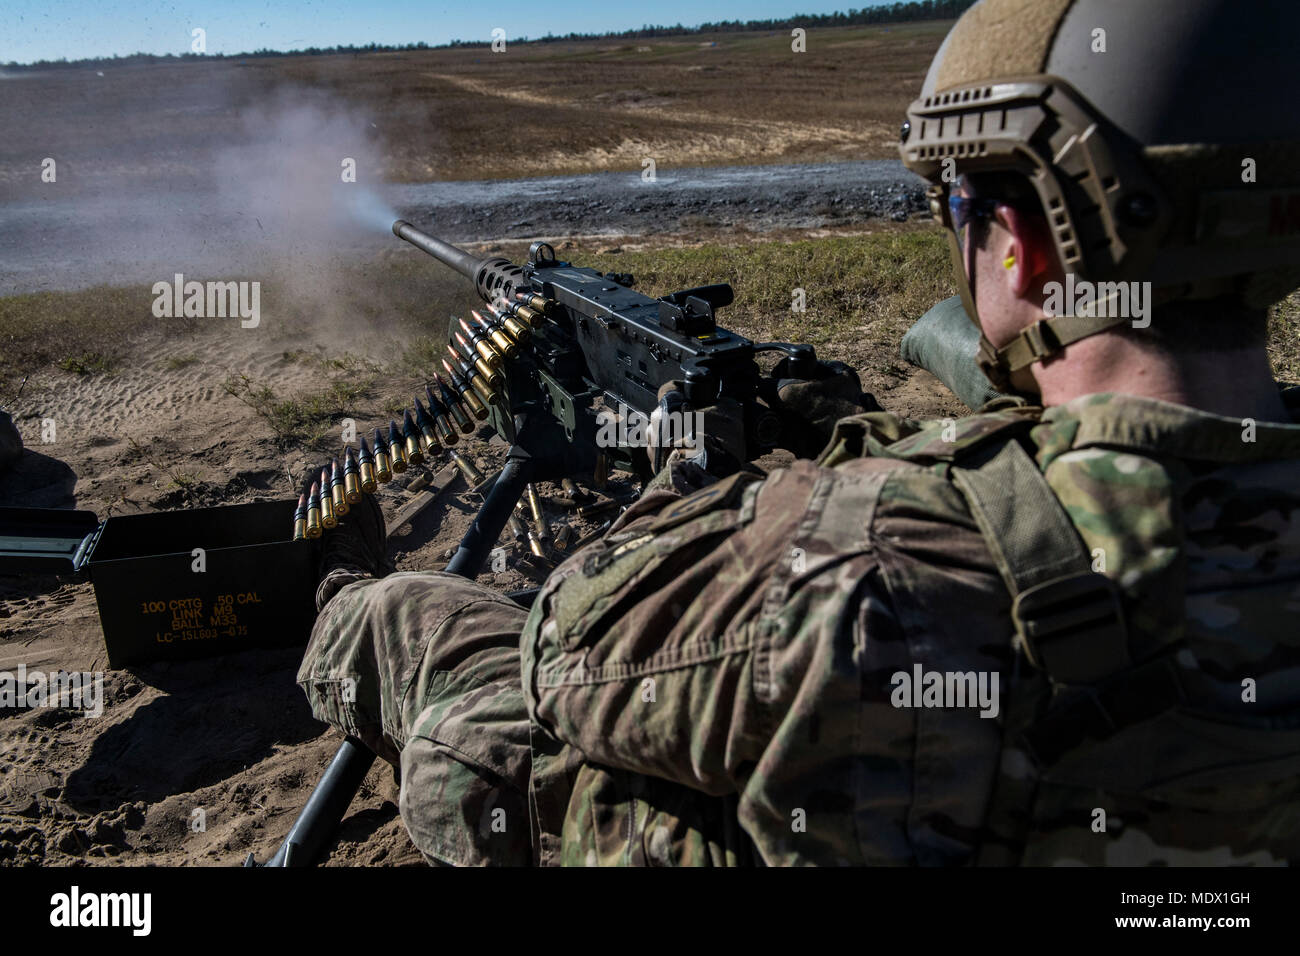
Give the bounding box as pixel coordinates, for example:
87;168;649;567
995;203;1057;299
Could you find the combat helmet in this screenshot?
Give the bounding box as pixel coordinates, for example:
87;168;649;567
900;0;1300;391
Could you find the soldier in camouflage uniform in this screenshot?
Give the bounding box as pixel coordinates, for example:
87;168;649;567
298;0;1300;865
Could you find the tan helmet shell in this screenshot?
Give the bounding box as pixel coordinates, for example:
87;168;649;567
901;0;1300;308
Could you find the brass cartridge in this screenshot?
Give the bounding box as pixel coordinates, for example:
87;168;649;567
342;446;362;504
372;428;393;483
306;482;324;538
293;493;308;541
387;420;409;472
357;437;378;493
440;359;490;420
330;457;349;517
432;379;473;434
402;409;425;465
319;467;337;528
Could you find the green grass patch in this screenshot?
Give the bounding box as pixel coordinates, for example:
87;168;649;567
163;353;200;370
222;372;375;448
572;228;954;361
0;285;160;384
57;351;118;375
1268;290;1300;385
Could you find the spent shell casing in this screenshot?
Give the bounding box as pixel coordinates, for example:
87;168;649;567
471;309;518;360
421;389;458;445
508;514;529;541
459;316;504;368
387;420;409;472
293;493;308;541
593;452;609;490
526;483;551;541
372;428;393;482
402;408;426;464
526;530;547;559
553;523;573;551
576;498;621;521
560;477;583;501
451;450;485;487
472;467;501;497
343;446;362;504
357;437;378;493
319;467;338;528
434;377;474;433
517;553;556;580
306;482;324;538
441;359;490;420
330;457;349;517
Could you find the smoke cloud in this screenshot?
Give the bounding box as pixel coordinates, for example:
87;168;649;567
0;75;412;348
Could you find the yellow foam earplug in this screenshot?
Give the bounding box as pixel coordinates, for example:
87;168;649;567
1003;255;1016;269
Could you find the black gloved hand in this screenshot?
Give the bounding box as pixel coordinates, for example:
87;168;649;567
647;381;749;481
770;358;881;458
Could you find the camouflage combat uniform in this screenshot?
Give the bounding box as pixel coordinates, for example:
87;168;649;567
298;391;1300;865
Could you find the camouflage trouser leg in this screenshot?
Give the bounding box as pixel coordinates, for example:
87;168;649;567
296;570;533;866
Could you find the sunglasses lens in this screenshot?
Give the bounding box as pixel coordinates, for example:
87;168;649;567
948;194;967;229
948;194;973;251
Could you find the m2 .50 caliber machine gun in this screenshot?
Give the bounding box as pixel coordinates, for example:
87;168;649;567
249;220;845;866
393;218;829;479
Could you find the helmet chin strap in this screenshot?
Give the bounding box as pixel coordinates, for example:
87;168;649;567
942;222;1017;394
942;222;1134;396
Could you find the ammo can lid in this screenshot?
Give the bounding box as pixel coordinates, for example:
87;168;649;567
0;507;101;575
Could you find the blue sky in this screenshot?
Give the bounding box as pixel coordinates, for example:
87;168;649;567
2;1;892;64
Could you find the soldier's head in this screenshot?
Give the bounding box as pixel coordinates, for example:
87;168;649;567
900;0;1300;395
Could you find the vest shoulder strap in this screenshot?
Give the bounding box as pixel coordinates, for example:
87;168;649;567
948;437;1131;684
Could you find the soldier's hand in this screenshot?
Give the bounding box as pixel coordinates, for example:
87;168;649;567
770;357;881;458
648;381;748;479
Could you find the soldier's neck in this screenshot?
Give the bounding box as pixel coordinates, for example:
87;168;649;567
1032;334;1292;423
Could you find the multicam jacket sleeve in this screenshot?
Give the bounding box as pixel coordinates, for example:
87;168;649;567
520;434;1015;865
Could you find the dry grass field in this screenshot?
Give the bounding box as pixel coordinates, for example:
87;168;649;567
0;21;948;190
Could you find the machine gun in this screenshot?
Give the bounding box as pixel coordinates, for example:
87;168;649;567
392;220;825;477
248;220;837;867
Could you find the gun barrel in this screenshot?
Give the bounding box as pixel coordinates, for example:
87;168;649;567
392;220;483;280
